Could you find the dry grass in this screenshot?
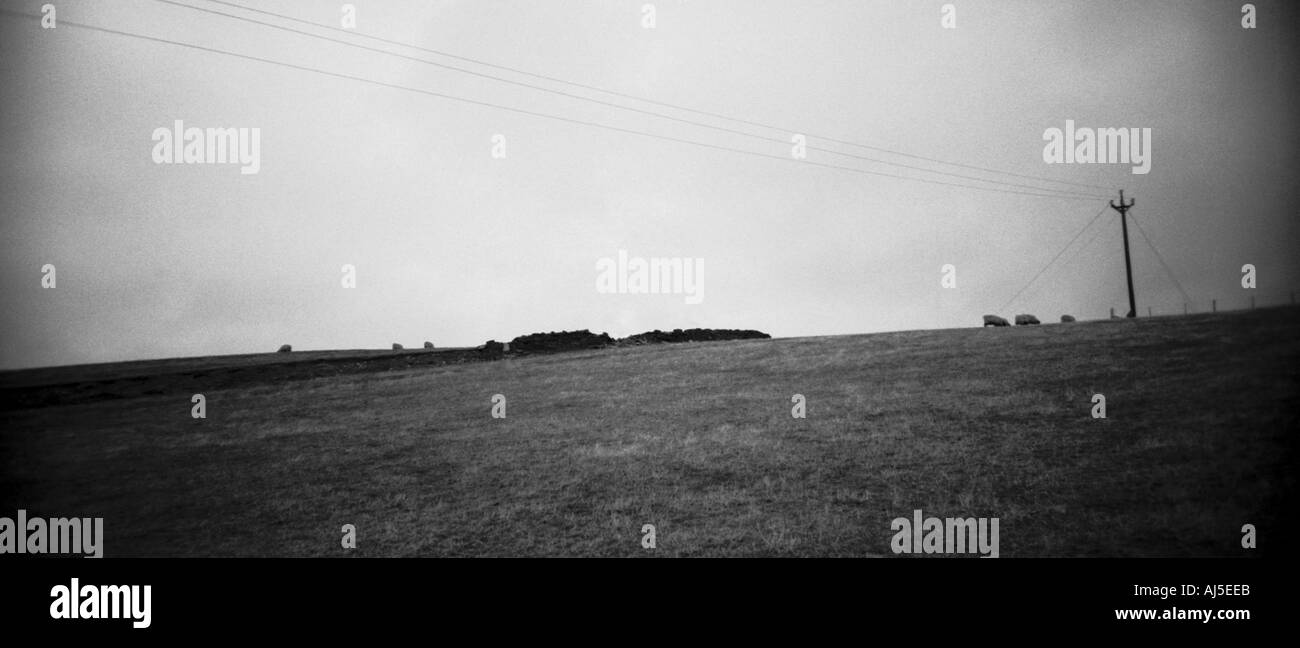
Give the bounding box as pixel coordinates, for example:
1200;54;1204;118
1;308;1296;557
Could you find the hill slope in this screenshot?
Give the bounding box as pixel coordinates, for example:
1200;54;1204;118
2;308;1297;556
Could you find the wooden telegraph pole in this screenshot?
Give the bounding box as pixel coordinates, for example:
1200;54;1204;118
1110;190;1138;318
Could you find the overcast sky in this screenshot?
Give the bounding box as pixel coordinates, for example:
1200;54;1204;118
1;0;1296;369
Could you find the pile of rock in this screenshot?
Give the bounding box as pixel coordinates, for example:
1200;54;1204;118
474;327;771;358
619;328;771;345
508;329;616;354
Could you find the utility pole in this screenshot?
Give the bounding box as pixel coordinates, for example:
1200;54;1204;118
1110;190;1138;318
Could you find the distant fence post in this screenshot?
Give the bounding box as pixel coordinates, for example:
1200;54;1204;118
1110;307;1115;318
1183;303;1188;315
1212;299;1217;313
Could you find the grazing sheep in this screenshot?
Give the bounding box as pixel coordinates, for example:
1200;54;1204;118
1060;315;1076;323
424;341;435;349
392;343;404;350
277;344;292;353
982;315;1010;327
1015;314;1041;325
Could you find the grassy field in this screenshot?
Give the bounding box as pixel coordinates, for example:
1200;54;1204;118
2;308;1297;557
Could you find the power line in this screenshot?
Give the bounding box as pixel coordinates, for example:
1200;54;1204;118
190;0;1115;194
1130;214;1193;305
999;202;1112;313
152;0;1108;200
1056;206;1112;273
0;9;1105;201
